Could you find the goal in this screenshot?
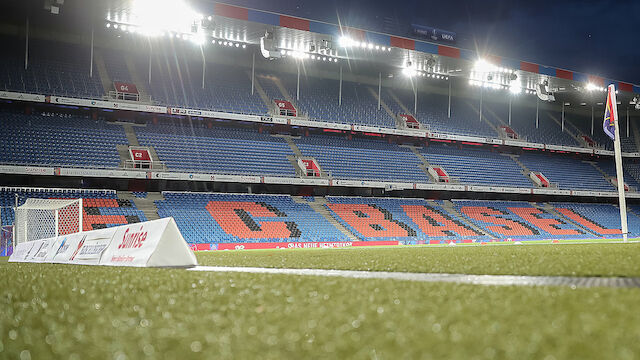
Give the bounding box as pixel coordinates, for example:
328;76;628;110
14;198;83;245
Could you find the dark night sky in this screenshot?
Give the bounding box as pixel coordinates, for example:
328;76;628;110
220;0;640;84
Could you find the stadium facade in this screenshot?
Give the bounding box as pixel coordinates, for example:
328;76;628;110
1;0;640;249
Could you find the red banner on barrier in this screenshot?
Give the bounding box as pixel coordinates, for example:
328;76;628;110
114;82;139;95
130;148;151;161
214;240;399;251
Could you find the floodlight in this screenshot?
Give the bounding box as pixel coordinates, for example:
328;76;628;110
402;67;417;77
586;83;597;91
509;85;522;94
338;36;353;47
475;58;495;72
106;23;111;28
131;0;200;35
242;44;246;49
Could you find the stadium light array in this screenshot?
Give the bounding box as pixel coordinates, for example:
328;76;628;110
402;67;417;77
274;49;339;63
474;59;516;74
129;0;200;36
338;36;391;52
586;83;607;92
470;79;536;95
212;38;248;49
402;61;447;79
105;20;252;50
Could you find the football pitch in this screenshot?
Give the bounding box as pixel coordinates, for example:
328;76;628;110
1;243;640;359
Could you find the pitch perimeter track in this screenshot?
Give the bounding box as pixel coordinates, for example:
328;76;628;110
188;266;640;289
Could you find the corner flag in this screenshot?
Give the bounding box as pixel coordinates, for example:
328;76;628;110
603;86;616;140
604;84;628;242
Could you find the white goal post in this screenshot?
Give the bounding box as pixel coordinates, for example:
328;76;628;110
14;198;83;245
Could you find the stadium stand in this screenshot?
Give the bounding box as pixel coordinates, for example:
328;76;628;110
295;134;429;182
143;43;267;114
0;110;126;168
0;105;631;192
518;153;616;191
136;122;296;176
259;73;397;128
150;193;640;244
486;100;581;146
389;88;498;137
554;202;640;238
562;113;638;151
101;48;133;84
2;187;637;244
451;200;587;239
419;143;532;187
596;159;640;190
0;37;103;99
0;188;147;232
324;196;491;243
155;192;351;244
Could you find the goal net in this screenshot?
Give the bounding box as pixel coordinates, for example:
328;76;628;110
14;198;83;245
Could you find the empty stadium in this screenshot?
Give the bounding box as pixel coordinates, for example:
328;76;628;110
1;0;640;359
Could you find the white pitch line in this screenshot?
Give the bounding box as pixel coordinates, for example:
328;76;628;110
188;266;640;288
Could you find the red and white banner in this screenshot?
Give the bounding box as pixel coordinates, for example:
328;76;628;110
274;99;295;111
114;82;139;95
130;148;151;161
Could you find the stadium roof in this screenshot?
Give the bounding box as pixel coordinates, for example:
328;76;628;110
95;1;640;99
5;0;639;105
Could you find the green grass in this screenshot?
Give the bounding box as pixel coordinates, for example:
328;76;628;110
1;244;640;359
199;242;640;277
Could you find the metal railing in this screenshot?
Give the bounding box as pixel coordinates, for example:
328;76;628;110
122;160;166;170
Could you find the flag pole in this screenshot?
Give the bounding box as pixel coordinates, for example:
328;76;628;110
609;84;628;242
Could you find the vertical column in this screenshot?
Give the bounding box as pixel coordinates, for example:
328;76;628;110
251;52;255;95
377;72;381;111
536;97;540;129
479;87;483;122
339;65;342;106
89;26;94;78
448;79;452;119
561;102;565;132
296;61;300;101
591;105;594;135
24;17;29;70
414;81;417;115
508;95;512;125
148;42;152;84
627;107;630;137
201;47;206;89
